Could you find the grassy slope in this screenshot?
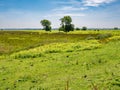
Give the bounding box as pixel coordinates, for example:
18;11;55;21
0;30;120;90
0;30;99;55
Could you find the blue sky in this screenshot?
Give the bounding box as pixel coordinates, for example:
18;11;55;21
0;0;120;28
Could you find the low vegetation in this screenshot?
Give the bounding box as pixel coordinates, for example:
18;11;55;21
0;30;120;90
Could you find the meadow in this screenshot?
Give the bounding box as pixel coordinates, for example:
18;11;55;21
0;30;120;90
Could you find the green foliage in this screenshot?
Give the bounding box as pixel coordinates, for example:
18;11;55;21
45;25;51;31
76;27;81;30
114;27;119;30
58;26;65;31
60;16;72;25
82;26;87;31
60;16;74;32
64;24;74;32
40;19;51;31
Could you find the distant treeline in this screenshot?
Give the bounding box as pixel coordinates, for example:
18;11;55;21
0;28;120;31
1;16;119;31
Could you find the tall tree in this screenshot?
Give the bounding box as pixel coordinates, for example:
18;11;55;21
114;27;118;30
60;16;74;32
40;19;51;31
81;26;87;31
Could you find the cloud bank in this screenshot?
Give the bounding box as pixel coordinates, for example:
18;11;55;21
83;0;116;6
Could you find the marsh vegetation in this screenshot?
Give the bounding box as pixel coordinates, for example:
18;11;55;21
0;30;120;90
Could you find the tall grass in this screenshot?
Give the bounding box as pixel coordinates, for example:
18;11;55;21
0;30;115;55
0;30;120;90
10;40;101;59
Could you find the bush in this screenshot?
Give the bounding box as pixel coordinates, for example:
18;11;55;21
96;33;112;39
45;50;61;53
76;27;80;30
14;53;43;59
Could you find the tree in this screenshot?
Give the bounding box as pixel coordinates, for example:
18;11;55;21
40;19;51;31
114;27;118;30
59;26;64;32
82;26;87;31
60;16;74;32
76;27;80;30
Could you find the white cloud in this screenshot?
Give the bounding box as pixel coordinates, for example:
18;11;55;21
53;6;87;12
0;0;119;28
51;0;87;17
53;0;116;7
44;13;85;17
83;0;116;6
51;0;116;18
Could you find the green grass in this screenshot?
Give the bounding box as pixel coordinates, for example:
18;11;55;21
1;30;118;55
10;40;101;59
0;30;99;55
0;30;120;90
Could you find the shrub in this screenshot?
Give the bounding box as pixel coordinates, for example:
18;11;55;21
45;50;61;53
14;53;43;59
76;27;80;30
96;33;112;39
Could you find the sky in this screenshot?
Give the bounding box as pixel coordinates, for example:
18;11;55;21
0;0;120;28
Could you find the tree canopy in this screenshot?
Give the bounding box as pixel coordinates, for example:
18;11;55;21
82;26;87;31
59;16;74;32
114;27;118;30
40;19;51;31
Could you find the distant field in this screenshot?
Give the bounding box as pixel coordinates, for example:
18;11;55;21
0;30;120;55
0;30;99;55
0;30;120;90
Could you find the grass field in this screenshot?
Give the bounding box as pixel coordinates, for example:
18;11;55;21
0;30;120;90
